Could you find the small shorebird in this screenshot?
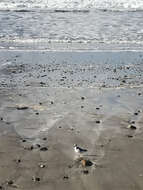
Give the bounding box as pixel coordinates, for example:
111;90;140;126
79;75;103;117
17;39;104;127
74;144;87;153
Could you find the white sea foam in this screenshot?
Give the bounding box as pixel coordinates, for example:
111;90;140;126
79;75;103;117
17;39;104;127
0;0;143;11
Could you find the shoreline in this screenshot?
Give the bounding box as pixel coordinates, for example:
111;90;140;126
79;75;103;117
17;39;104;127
0;50;143;189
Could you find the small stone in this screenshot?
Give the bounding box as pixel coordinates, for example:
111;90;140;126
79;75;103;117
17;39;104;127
127;135;133;138
82;170;89;174
36;144;41;148
0;117;3;121
0;185;3;189
96;120;101;124
63;176;69;180
42;137;47;141
16;159;21;163
39;102;42;105
39;164;45;168
96;107;100;110
59;126;62;128
7;180;14;185
35;112;39;115
138;93;142;96
81;159;93;167
51;101;54;104
134;112;138;115
17;106;29;110
81;106;84;109
81;97;85;100
128;125;137;130
32;177;40;182
22;139;26;142
30;146;34;150
40;147;48;151
40;82;46;85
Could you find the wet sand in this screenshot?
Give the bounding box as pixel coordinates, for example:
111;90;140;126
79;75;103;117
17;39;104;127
0;51;143;189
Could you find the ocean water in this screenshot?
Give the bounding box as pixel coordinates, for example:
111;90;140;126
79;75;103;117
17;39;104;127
0;0;143;50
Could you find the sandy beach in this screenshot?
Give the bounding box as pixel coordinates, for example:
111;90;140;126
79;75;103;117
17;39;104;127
0;50;143;190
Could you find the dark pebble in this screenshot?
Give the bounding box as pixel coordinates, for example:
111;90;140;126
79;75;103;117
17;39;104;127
0;117;3;121
17;106;29;110
39;102;42;105
81;97;85;100
0;186;2;189
82;170;89;174
134;112;138;115
63;176;69;180
40;147;48;151
59;126;62;128
42;137;47;141
96;120;101;124
36;144;41;148
7;180;14;185
30;146;34;150
127;135;133;138
35;112;39;115
17;159;21;163
81;106;84;109
22;139;26;142
138;93;142;96
96;107;100;110
40;82;46;85
129;125;137;130
51;101;54;104
32;177;40;182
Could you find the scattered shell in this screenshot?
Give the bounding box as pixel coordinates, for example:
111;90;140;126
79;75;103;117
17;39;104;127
32;177;40;182
81;159;93;167
39;164;45;168
128;125;137;130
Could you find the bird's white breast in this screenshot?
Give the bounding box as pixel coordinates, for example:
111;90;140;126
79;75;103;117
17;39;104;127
74;147;80;153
